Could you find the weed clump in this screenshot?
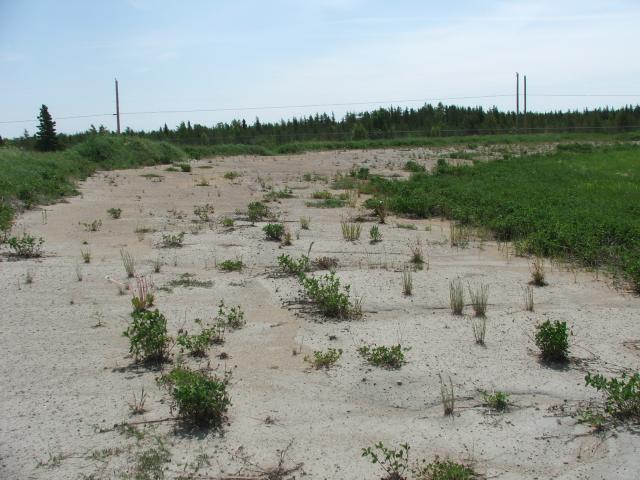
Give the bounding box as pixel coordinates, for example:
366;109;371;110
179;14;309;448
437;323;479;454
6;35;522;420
585;372;640;421
218;259;243;272
358;344;405;369
480;390;509;412
413;456;477;480
530;256;547;286
160;232;185;248
535;320;569;363
277;253;310;277
305;348;342;369
159;367;231;427
341;221;362;241
107;207;122;219
468;283;488;317
7;233;44;258
263;223;285;241
301;272;361;319
369;225;382;243
247;201;270;223
362;442;409;480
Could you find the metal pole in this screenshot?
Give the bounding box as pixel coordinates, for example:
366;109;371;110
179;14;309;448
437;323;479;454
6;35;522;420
524;75;527;131
115;78;121;134
516;72;519;132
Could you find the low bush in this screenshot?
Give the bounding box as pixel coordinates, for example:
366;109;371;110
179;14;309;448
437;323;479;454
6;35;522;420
216;301;246;330
305;348;342;369
263;223;285;241
124;309;170;363
218;259;243;272
362;442;410;480
404;160;426;172
305;198;345;208
480;390;509;412
161;232;185;248
107;207;122;219
177;319;219;357
413;456;477;480
277;253;311;277
176;162;191;172
358;344;405;369
301;272;360;319
585;372;640;420
535;320;569;363
7;233;44;258
247;201;270;222
158;367;231;427
80;219;102;232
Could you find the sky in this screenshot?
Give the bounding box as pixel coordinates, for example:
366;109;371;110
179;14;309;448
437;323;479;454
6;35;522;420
1;0;639;138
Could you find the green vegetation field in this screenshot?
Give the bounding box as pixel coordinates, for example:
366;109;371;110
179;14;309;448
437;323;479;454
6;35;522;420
366;143;640;290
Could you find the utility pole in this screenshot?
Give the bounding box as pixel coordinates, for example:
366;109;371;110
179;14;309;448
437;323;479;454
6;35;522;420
524;75;527;131
115;78;121;134
516;72;520;131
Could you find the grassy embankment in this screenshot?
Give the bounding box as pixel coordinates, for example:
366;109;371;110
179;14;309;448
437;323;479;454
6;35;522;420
364;143;640;290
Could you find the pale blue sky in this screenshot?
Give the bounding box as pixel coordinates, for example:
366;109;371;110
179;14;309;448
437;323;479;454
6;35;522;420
1;0;639;137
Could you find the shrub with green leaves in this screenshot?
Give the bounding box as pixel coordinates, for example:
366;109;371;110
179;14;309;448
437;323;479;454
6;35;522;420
358;344;405;369
124;309;170;363
161;232;185;248
107;207;122;219
263;223;285;241
480;390;509;412
585;372;640;420
177;319;220;357
221;217;234;227
277;253;310;277
535;320;569;362
305;348;342;369
7;233;44;258
301;272;359;319
404;160;426;172
369;225;382;243
247;201;270;222
362;442;409;480
412;456;477;480
159;367;231;427
218;258;243;272
176;162;191;172
216;301;245;329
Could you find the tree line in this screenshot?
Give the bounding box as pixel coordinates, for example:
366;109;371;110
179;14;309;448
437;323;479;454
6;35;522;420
7;102;640;150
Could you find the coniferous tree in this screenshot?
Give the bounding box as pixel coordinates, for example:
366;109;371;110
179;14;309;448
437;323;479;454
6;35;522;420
35;104;60;151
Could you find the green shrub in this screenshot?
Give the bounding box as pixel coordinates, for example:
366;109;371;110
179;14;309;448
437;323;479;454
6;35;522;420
369;225;382;243
221;217;234;227
480;390;509;412
247;201;270;222
177;319;219;357
413;456;477;480
159;367;231;427
404;160;426;172
312;190;333;199
277;253;310;277
124;309;170;363
218;259;243;272
161;232;185;248
535;320;569;362
216;301;245;329
223;171;240;179
176;162;191;172
80;219;102;232
107;207;122;219
301;272;360;319
362;442;410;480
263;223;285;241
305;198;345;208
7;233;44;258
305;348;342;369
358;344;405;369
585;372;640;420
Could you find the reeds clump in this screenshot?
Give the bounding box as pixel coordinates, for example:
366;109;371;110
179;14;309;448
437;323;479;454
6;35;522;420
450;222;470;248
523;285;534;311
468;283;489;317
341;221;362;241
402;265;413;296
530;256;547;286
120;248;135;278
449;278;464;315
472;317;487;345
439;374;455;416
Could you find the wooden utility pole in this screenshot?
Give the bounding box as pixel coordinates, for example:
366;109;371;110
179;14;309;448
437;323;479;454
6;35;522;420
516;72;520;131
524;75;527;131
115;78;121;134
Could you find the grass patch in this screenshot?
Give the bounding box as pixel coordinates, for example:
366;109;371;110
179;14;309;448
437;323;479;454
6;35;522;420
167;273;213;289
305;198;345;208
366;144;640;291
305;348;342;369
218;258;243;272
358;344;406;369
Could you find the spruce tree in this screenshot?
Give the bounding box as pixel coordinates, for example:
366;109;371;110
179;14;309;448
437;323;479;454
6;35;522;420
35;104;60;151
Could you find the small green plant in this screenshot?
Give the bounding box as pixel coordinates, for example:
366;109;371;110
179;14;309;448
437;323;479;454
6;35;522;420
369;225;382;243
177;319;219;357
299;216;310;230
358;344;405;369
193;204;215;222
301;272;360;319
80;219;102;232
124;309;170;363
402;266;413;296
471;316;487;345
277;253;311;277
247;201;270;222
7;233;44;258
439;373;455;416
107;207;122;219
263;223;285;241
367;199;387;224
159;367;231;427
128;387;147;415
176;162;191;172
305;348;342;369
535;320;569;363
282;227;293;245
223;171;240;180
311;190;333;199
585;372;640;420
217;301;246;329
263;187;294;202
161;232;185;248
530;256;547;286
409;239;425;268
479;390;509;412
80;247;91;263
362;442;410;480
120;249;135;278
404;160;426;172
305;198;345;208
468;283;488;317
413;456;476;480
341;221;362;241
218;258;243;272
449;278;464;315
221;217;234;227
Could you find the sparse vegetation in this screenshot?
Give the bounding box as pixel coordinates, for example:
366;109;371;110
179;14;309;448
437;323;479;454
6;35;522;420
223;171;241;180
358;344;405;369
468;283;488;317
80;247;91;263
535;320;569;363
177;318;219;357
247;201;270;222
160;232;185;248
120;249;135;278
301;272;361;319
7;233;44;258
480;390;509;412
159;367;231;427
409;239;425;268
404;160;426;172
277;253;310;277
450;222;470;248
314;256;339;270
402;266;413;296
584;372;640;421
176;162;191;172
107;207;122;219
369;225;382;243
193;204;215;222
529;256;547;286
218;258;243;272
217;301;246;330
80;219;102;232
306;198;346;208
263;223;285;241
449;278;464;315
471;317;487;345
439;374;455;416
305;348;342;369
362;442;410;480
413;456;477;480
299;216;311;230
341;221;362;241
523;286;534;311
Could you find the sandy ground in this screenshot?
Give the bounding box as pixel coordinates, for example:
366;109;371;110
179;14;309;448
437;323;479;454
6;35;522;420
1;145;639;479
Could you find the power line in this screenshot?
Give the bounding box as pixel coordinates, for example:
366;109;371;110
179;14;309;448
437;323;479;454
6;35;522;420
1;93;639;126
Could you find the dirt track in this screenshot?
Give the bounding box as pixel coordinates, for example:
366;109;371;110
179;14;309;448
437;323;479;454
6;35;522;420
1;146;639;479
